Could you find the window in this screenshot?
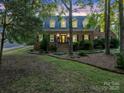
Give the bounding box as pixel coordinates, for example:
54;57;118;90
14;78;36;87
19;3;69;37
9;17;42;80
94;36;98;39
50;19;55;28
73;35;77;42
39;34;43;41
100;29;104;32
43;22;45;27
0;33;2;40
72;19;78;28
84;34;89;40
50;34;54;42
82;18;88;28
61;19;66;28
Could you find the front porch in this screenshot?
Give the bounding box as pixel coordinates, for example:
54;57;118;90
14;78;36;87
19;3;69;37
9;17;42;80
40;30;116;51
46;31;94;51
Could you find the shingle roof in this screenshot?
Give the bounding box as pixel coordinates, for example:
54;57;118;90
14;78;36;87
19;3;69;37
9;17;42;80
44;16;86;29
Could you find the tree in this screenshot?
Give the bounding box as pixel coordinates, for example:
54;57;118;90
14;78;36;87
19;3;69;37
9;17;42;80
0;3;6;66
86;0;119;37
55;0;93;56
60;0;73;56
0;0;42;66
0;0;57;65
105;0;110;55
119;0;124;55
83;13;99;30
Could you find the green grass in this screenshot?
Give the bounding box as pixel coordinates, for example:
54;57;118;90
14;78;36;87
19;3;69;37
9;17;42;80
77;49;104;54
40;56;124;93
1;47;124;93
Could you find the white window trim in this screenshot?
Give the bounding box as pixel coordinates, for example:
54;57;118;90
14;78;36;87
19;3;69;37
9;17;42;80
84;34;89;40
50;19;55;28
72;18;78;28
50;34;54;42
61;19;66;28
73;35;77;42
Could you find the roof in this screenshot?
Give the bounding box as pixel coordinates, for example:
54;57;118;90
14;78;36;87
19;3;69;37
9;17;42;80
43;16;86;30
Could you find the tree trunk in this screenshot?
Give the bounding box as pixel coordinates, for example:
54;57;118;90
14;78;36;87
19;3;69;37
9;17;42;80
0;10;7;67
69;0;73;56
34;32;40;50
105;0;110;55
119;0;124;55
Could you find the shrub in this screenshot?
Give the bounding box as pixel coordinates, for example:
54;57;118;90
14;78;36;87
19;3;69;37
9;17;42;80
26;41;34;45
49;45;57;52
73;42;79;51
79;40;84;50
93;38;105;49
26;38;35;45
110;38;119;49
116;53;124;69
79;40;93;50
40;34;49;51
78;51;87;56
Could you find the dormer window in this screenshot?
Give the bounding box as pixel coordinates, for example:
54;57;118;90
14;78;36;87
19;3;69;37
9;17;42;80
83;18;88;28
61;19;66;28
72;18;78;28
50;19;55;28
43;22;45;27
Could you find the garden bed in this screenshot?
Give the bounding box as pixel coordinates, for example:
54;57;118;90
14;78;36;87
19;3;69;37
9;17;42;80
49;53;124;74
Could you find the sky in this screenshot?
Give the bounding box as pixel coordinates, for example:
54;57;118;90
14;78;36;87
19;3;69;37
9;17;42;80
0;0;100;16
56;5;98;16
0;3;4;9
46;0;99;16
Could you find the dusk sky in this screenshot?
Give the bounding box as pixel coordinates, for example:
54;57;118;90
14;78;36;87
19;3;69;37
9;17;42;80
0;0;100;16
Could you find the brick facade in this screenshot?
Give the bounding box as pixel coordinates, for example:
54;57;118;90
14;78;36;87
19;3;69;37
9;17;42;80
41;16;116;51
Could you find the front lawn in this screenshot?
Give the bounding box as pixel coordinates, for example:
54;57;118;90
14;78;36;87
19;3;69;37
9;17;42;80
0;47;124;93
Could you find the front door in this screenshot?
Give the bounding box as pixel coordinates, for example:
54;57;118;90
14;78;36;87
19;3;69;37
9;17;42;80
60;34;67;43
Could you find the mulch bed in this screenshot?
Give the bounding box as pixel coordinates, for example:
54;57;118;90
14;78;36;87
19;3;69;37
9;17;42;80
49;53;124;74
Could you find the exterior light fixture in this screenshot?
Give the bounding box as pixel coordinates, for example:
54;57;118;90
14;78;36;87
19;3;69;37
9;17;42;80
67;34;70;37
56;33;60;37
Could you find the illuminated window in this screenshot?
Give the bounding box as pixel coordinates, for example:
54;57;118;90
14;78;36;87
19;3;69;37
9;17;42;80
94;36;98;39
72;19;78;28
50;19;55;28
82;18;88;28
100;26;104;32
84;34;89;40
100;29;104;32
61;19;66;28
50;34;54;42
43;22;45;27
39;34;43;41
73;35;77;42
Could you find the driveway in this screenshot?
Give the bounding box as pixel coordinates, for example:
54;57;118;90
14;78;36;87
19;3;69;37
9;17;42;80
3;41;24;51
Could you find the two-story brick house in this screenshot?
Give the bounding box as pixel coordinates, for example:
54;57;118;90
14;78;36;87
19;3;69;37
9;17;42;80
41;16;115;50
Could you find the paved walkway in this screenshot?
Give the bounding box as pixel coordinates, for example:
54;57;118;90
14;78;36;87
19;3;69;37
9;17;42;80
49;53;124;74
3;45;25;51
